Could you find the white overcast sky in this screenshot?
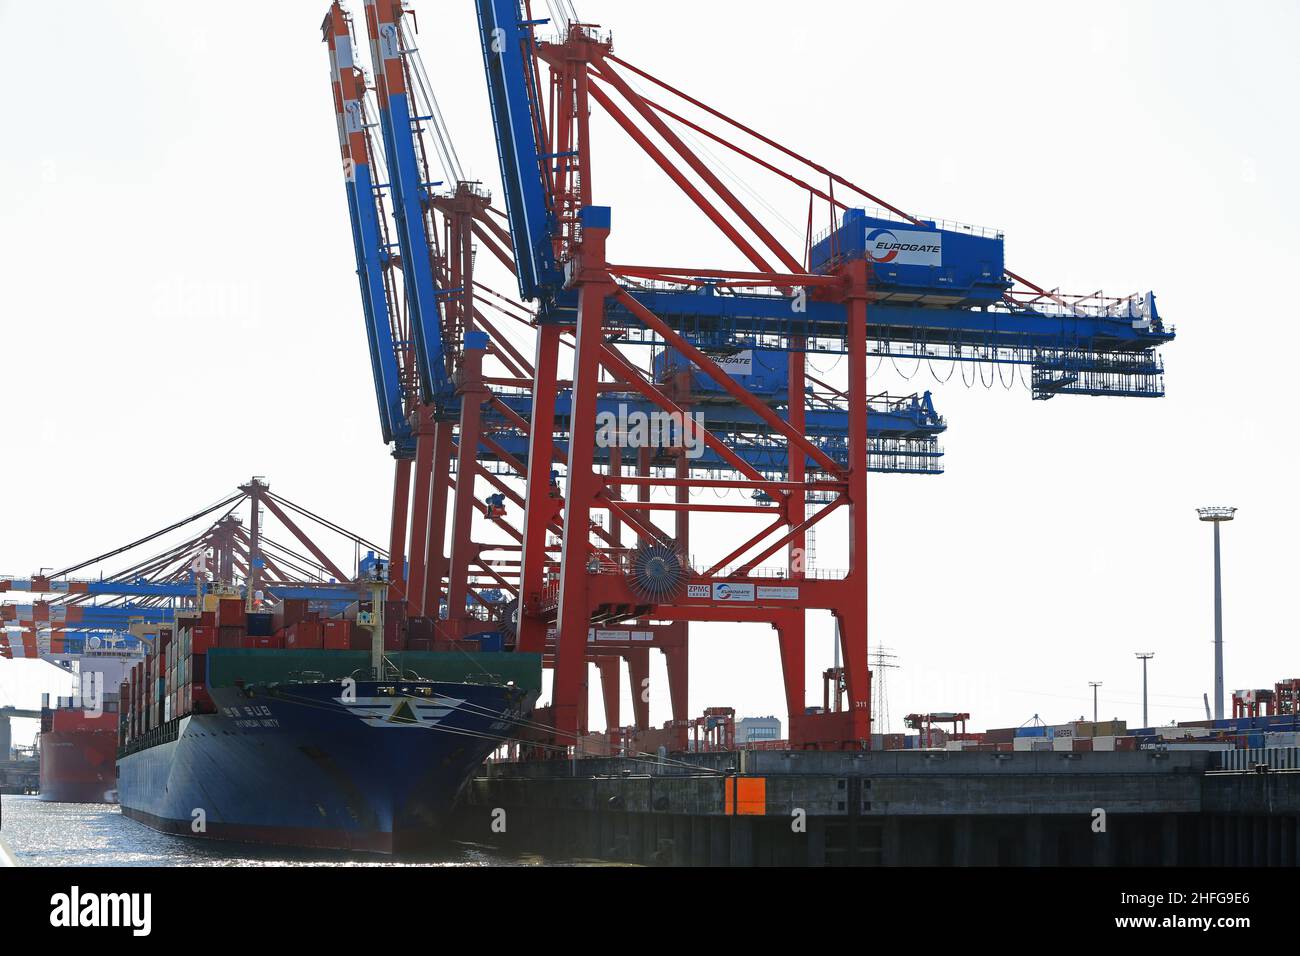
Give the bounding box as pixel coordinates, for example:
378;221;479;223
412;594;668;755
2;0;1298;745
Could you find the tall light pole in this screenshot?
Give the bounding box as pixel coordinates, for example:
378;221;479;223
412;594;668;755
1198;507;1237;720
1136;653;1154;728
1089;682;1103;723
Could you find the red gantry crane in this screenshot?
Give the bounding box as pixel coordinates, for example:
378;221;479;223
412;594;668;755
468;1;1173;753
320;1;957;755
313;0;1173;755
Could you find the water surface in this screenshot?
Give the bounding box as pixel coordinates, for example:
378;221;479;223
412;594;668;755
0;794;552;867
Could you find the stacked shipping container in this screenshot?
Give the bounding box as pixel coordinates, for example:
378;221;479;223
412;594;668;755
120;598;507;748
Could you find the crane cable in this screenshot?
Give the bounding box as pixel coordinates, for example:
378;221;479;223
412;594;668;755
927;357;955;384
397;18;464;187
52;493;245;579
960;361;974;389
998;358;1015;390
613;68;805;244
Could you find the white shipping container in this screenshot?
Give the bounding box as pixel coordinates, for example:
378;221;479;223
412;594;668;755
1093;735;1116;752
1013;737;1036;752
1052;737;1073;752
1032;740;1053;752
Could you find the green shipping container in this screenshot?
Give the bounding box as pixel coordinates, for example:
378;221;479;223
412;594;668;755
203;649;542;695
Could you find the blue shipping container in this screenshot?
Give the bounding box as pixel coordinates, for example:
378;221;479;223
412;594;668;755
1014;727;1047;738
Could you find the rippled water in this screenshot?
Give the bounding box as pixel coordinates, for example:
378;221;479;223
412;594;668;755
0;794;550;867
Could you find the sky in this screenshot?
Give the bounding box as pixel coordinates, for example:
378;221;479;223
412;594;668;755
2;0;1299;746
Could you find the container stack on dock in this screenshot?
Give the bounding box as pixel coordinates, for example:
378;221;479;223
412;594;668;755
871;714;1300;756
1128;713;1300;751
854;711;1300;755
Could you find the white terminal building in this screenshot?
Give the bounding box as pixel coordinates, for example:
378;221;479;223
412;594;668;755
736;716;782;745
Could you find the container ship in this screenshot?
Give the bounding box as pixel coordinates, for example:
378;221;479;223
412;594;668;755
37;648;136;804
117;585;541;854
40;694;121;804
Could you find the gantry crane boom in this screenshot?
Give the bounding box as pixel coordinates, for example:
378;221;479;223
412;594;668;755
324;3;411;451
474;1;1172;399
476;0;558;303
1;480;391;665
360;0;453;405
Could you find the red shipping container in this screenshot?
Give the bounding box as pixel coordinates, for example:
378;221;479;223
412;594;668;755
201;610;216;627
217;598;245;630
433;639;479;653
322;620;350;650
384;600;407;644
407;637;433;652
383;626;402;652
241;635;284;649
191;625;216;655
280;598;308;630
218;626;244;649
286;621;323;649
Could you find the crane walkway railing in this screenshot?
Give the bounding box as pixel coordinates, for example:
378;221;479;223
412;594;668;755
810;208;1004;246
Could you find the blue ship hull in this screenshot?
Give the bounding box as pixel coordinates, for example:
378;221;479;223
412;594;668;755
118;680;533;854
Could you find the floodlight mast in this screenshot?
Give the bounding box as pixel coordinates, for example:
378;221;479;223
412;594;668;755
1197;507;1237;721
1136;653;1154;728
